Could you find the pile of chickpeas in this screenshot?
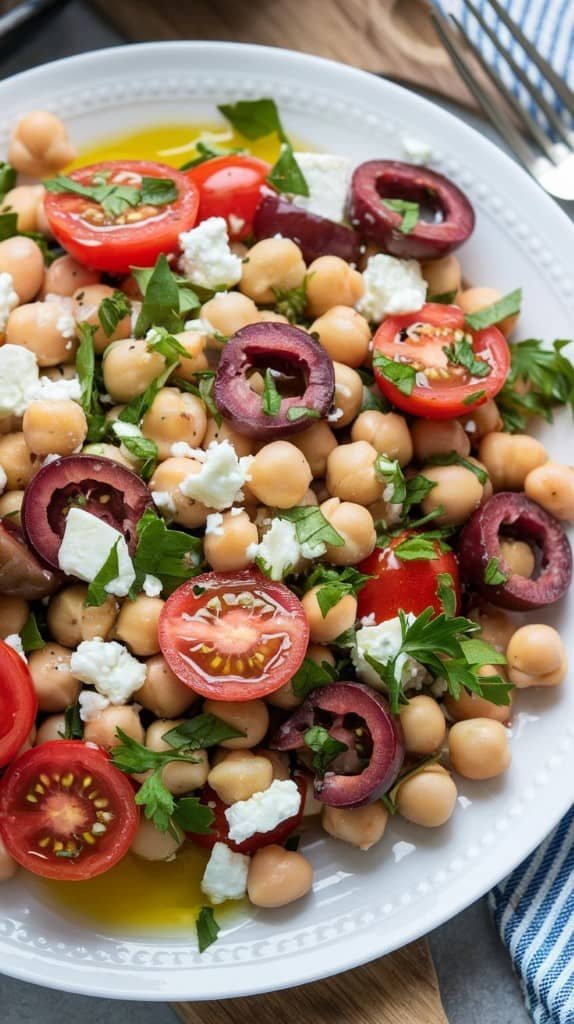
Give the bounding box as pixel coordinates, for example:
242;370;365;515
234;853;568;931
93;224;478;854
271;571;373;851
0;110;572;904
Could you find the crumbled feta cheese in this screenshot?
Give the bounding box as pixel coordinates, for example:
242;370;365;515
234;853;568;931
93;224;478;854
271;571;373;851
78;690;110;722
0;273;19;332
179;217;242;290
171;441;200;459
56;311;76;340
4;633;26;662
0;345;39;418
179;440;253;511
401;134;433;165
142;573;163;597
29;375;82;403
112;420;142;440
71;639;146;704
152;490;176;516
205;512;224;536
464;420;476;434
352;614;426;690
57;507;136;597
42;453;61;466
248;517;325;581
201;842;250;905
291;152;351;223
0;464;6;495
225;780;302;844
230;507;243;517
356;254;427;322
183;316;215;335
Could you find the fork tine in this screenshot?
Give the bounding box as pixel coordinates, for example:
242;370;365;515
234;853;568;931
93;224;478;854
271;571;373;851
430;12;539;174
462;0;571;147
486;0;574;116
450;13;561;163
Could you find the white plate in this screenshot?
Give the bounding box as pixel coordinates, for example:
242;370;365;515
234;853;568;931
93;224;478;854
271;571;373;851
1;40;573;1003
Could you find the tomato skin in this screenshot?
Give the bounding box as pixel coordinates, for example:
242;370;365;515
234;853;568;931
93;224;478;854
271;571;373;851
43;160;199;274
159;570;309;701
190;779;306;854
357;533;460;622
0;741;139;880
186;155;271;240
373;303;510;419
0;640;38;768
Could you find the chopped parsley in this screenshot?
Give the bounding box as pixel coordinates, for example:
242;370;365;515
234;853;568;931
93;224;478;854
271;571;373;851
44;173;178;221
372;351;416;396
443;334;491;378
218;97;308;196
484;557;509;586
261;368;282;416
304;726;347;775
382;198;420;234
465;288;522;330
196;906;220;953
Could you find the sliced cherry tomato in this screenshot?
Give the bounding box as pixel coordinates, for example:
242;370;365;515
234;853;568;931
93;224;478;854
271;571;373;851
186;155;271;240
190;779;306;854
43;160;199;274
159;570;309;701
357;532;460;623
0;640;38;768
373;303;510;419
0;741;139;880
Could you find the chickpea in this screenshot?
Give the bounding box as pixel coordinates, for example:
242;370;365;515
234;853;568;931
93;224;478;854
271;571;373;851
411;419;470;463
28;644;80;713
310;306;371;368
35;713;67;744
42;254;100;298
203;417;256;459
449;718;511;779
458;286;519;337
81;442;134;470
1;184;46;235
265;677;303;710
506;624;567;688
396;764;458;827
302;587;357;644
249;441;312;508
420;464;483;526
444;684;512;724
103;339;166;404
149;457;209;529
290;420;337;478
470;605;516;654
73;284;131;353
0;837;18;882
0;236;44;303
320;497;376;565
0;596;28;637
399;695;446;755
326;441;382;506
240;238;306;304
0;489;24;522
306;256;364;317
204;509;258;572
0;433;39;489
135;654;197;718
203;699;269;749
23;399;87;456
524;462;574;521
172;329;209;381
141;387;207;460
459;400;503;443
479;433;547;491
6;301;75;366
131;817;183;861
421;254;461;297
115;595;164;657
331;362;363;428
84;704;144;751
201;292;259;337
247;845;313;908
257;310;289;324
208;750;273;804
499;539;535;578
255;748;290;782
351;410;413;466
8;111;76;177
145;719;209;794
322;802;389;850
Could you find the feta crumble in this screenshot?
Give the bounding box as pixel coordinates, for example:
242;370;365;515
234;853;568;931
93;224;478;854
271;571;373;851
179;440;253;511
71;639;146;705
78;690;110;722
183;316;215;336
291;152;352;223
247;517;325;581
401;134;433;165
29;375;82;403
56;311;76;340
152;490;176;516
356;254;427;322
0;273;19;332
179;217;242;290
57;507;136;597
142;574;163;597
205;512;224;536
0;345;39;418
201;842;250;905
352;615;426;691
225;779;302;844
4;633;26;662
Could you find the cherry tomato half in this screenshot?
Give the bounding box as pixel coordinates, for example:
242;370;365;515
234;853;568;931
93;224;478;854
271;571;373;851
0;639;38;768
373;303;510;419
186;155;271;240
0;741;139;880
44;160;199;274
159;570;309;701
358;532;460;623
190;779;306;854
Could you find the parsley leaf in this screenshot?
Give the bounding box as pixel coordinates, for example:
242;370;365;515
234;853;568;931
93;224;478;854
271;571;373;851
497;337;574;432
119;435;158;481
196;906;220;953
146;325;191;361
132;509;202;596
304;725;347;775
44;174;177;220
304;564;371;617
98;290;132;338
0;161;16;202
161;714;244;751
172;796;214;835
134;254;184;336
76;323;106;442
444;335;491;378
426;452;487;485
273;278;308;322
112;729;205;831
85;540;120;607
372;351;416;396
465;288;522;330
279;506;345;550
393;531;450;561
484;556;509;585
461;389;487;406
261;368;282;416
291;656;337;700
174;372;222;426
20;612;45;653
428;289;458;304
375;454;406;503
436;572;456;617
382;198;419;234
0;212;18;242
402;474;438;517
286;406;320;422
140;177;178;206
61;700;84;740
267;141;309;196
218;98;283;139
179;140;243;170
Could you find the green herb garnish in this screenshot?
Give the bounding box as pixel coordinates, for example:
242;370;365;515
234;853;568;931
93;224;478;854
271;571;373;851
465;288;522;330
484;556;509;585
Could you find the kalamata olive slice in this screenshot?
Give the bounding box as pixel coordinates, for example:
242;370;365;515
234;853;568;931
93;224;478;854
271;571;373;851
272;682;404;807
459;492;572;610
349;160;475;260
214;322;335;439
253;193;361;264
22;455;152;571
0;520;62;599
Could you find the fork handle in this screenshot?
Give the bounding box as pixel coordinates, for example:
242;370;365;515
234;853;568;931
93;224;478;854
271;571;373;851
0;0;66;38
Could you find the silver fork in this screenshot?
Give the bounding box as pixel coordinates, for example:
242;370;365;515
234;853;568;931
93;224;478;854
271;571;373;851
431;0;574;201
